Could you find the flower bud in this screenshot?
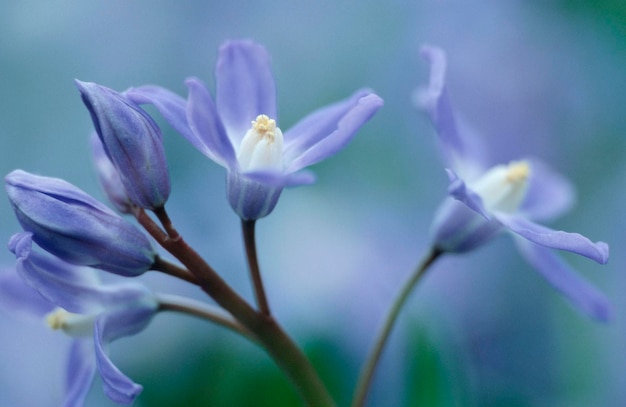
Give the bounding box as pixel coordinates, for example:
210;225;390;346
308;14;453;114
76;80;170;210
6;170;156;276
90;132;135;214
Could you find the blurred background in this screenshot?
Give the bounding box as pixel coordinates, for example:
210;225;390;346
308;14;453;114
0;1;625;406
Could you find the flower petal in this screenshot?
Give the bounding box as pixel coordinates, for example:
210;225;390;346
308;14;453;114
446;169;492;219
416;45;485;178
216;40;277;145
10;232;153;314
64;339;97;407
519;158;575;221
243;169;316;187
185;77;236;168
90;132;134;214
284;92;383;173
94;299;157;404
514;237;612;321
496;213;609;264
125;85;194;144
0;266;54;319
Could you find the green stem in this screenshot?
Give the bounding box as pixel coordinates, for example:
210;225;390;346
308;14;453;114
242;219;271;315
136;208;334;407
351;247;442;407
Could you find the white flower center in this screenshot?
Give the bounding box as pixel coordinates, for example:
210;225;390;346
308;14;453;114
237;114;284;172
470;160;530;213
46;308;96;337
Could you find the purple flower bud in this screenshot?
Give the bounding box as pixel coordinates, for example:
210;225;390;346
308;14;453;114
90;132;135;214
5;170;156;276
76;80;170;210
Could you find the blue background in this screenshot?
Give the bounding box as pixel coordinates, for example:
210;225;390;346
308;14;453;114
0;1;625;406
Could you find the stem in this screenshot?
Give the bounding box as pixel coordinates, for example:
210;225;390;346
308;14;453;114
351;247;442;407
156;293;256;342
154;206;180;240
241;219;271;316
136;208;334;407
152;256;200;285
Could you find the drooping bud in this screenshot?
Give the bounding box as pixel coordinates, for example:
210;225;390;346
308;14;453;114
227;114;285;220
6;170;156;276
76;80;170;210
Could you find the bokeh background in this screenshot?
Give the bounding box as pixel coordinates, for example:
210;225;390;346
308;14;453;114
1;1;625;406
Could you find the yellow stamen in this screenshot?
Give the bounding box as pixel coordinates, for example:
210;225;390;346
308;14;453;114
251;115;276;141
506;161;530;183
46;308;69;330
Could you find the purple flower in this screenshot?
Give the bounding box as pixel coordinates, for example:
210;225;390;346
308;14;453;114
5;169;156;277
126;40;383;219
6;232;157;405
76;80;170;210
416;45;611;320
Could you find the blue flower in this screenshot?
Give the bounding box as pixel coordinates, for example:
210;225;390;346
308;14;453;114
5;170;156;277
76;80;171;211
6;232;158;405
416;45;611;320
126;40;383;219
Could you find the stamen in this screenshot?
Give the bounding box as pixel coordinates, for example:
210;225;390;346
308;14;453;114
46;308;70;330
237;114;284;172
506;161;530;183
251;115;276;141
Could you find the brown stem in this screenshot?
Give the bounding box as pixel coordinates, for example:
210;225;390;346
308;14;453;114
151;256;200;285
156;293;256;342
135;208;334;407
242;219;271;316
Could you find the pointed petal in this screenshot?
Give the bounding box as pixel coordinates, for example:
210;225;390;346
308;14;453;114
0;267;54;319
216;40;277;145
94;300;157;404
10;232;102;314
64;339;96;407
520;158;575;221
514;237;612;321
497;214;609;264
125;85;194;144
185;77;236;168
10;232;154;314
415;45;484;176
284;92;383;173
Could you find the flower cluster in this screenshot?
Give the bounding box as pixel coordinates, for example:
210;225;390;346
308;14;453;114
0;39;611;407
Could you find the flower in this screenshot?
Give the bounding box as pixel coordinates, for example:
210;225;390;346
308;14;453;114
126;39;383;220
76;80;171;211
416;45;611;320
5;169;156;277
6;232;158;405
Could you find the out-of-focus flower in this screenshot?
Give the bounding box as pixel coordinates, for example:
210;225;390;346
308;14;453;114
7;232;158;405
416;45;611;321
76;80;170;211
90;132;135;214
5;170;156;277
127;39;383;220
